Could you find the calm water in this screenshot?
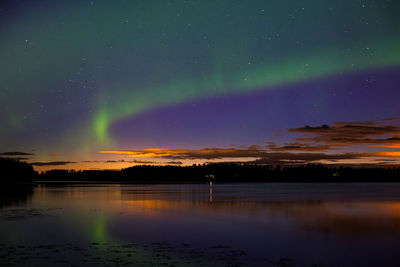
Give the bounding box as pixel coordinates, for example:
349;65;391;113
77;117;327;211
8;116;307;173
1;183;400;266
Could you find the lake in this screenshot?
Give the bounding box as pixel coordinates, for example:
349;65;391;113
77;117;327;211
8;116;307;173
1;183;400;266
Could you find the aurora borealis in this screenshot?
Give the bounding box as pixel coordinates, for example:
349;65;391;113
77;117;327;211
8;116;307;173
1;0;400;170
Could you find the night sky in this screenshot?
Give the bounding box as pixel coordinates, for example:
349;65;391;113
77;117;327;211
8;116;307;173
1;0;400;170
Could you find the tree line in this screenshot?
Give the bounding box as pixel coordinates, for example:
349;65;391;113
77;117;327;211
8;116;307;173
2;157;400;183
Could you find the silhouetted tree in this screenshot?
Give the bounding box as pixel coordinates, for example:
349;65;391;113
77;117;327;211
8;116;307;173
0;158;37;183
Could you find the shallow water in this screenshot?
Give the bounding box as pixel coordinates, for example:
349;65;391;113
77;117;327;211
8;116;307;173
1;183;400;266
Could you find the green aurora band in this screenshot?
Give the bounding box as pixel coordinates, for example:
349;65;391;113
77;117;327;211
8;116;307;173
93;37;400;144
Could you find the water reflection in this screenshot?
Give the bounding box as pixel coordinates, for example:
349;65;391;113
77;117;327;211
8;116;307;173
0;185;33;209
1;183;400;266
25;183;400;237
210;182;213;203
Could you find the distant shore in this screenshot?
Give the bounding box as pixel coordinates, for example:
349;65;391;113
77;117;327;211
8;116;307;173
2;158;400;183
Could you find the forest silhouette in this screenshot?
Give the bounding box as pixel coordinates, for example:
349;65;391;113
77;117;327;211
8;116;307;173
2;158;400;183
0;158;36;208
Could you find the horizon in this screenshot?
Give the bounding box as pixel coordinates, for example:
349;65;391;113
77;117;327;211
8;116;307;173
3;117;400;172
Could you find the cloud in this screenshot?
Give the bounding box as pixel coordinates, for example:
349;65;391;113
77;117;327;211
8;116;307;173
101;148;263;159
0;151;34;156
30;161;76;166
289;118;400;148
165;161;183;165
84;159;182;165
128;159;157;164
252;152;359;165
100;147;361;165
99;118;400;166
105;159;169;164
105;160;125;163
266;142;333;152
362;152;400;157
100;148;251;159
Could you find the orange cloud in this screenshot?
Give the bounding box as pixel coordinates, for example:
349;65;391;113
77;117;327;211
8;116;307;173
100;147;362;166
364;152;400;157
100;148;240;158
368;144;400;149
94;118;400;168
